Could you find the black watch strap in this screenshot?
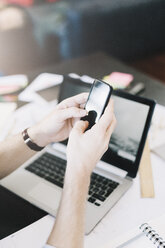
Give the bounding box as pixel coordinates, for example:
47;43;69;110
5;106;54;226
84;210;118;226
22;128;45;151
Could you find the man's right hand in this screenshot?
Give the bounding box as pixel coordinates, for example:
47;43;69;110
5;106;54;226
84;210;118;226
66;99;116;182
47;100;116;248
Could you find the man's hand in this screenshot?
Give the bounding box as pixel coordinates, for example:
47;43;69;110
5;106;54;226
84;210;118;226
28;93;88;147
66;99;116;182
47;99;116;248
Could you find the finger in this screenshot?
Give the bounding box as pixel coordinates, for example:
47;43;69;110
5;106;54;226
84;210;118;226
97;99;114;131
59;107;87;121
72;120;89;134
58;93;88;109
72;117;80;127
80;103;86;109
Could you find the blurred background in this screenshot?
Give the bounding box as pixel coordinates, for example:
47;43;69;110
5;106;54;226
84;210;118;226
0;0;165;82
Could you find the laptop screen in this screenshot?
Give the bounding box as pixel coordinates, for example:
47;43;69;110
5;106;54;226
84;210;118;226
58;76;155;178
110;95;149;163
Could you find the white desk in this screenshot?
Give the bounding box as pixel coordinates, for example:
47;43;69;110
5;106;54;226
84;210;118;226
85;153;165;248
1;153;165;248
0;75;165;247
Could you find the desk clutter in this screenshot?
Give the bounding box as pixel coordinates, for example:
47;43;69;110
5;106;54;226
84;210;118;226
0;70;164;247
103;72;134;89
0;70;146;134
0;75;28;96
0;72;159;201
0;73;63;141
0;72;161;204
0;71;132;140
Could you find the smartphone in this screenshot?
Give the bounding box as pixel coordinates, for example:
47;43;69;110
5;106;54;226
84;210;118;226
81;79;113;130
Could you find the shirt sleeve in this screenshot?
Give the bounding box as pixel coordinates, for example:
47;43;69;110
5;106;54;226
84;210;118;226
43;245;56;248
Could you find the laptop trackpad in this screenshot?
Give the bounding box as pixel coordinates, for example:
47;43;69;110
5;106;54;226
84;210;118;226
28;182;61;211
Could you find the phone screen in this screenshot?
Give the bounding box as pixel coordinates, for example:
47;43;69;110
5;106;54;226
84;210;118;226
82;79;113;129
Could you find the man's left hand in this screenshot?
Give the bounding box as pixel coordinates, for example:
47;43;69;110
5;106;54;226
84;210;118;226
28;93;88;147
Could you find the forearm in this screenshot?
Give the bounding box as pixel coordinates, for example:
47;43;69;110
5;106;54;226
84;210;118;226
47;167;90;248
0;133;36;179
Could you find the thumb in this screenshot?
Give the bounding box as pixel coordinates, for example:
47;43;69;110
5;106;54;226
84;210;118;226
73;120;89;134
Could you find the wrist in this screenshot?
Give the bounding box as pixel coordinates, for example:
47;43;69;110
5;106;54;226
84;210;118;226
64;175;90;199
64;162;91;188
28;125;49;147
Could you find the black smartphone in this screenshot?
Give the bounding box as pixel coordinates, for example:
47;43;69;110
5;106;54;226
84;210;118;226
81;79;113;130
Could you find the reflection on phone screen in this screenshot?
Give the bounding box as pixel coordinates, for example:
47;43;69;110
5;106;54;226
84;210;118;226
85;80;111;123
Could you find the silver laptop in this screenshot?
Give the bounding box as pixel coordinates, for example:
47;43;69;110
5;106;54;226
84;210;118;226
0;76;155;234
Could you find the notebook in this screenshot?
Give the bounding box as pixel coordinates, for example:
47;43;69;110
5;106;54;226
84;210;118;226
103;214;165;248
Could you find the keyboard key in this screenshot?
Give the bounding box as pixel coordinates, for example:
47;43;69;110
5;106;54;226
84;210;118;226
92;194;106;202
110;182;119;189
89;190;93;195
95;202;101;206
92;187;99;193
26;166;36;173
47;177;63;188
88;197;96;203
99;190;106;196
102;185;107;191
35;171;45;178
96;183;102;188
105;188;114;198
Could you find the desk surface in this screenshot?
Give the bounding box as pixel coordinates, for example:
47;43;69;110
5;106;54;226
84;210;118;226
85;153;165;248
1;53;165;247
27;52;165;106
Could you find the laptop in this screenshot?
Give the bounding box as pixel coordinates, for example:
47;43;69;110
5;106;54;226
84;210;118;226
0;76;155;234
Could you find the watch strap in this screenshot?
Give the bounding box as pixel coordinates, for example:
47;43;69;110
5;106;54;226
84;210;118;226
22;128;45;151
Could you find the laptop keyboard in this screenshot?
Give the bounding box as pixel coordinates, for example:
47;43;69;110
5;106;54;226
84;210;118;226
25;152;119;207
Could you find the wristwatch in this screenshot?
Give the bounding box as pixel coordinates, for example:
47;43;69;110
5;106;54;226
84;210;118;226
22;128;45;151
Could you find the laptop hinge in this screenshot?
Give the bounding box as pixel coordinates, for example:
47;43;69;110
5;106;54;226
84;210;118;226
126;171;136;179
125;175;133;181
51;143;66;154
96;160;127;178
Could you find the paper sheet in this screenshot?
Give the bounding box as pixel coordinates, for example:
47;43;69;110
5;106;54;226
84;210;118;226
0;103;17;140
19;73;63;103
0;75;28;95
0;100;58;142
